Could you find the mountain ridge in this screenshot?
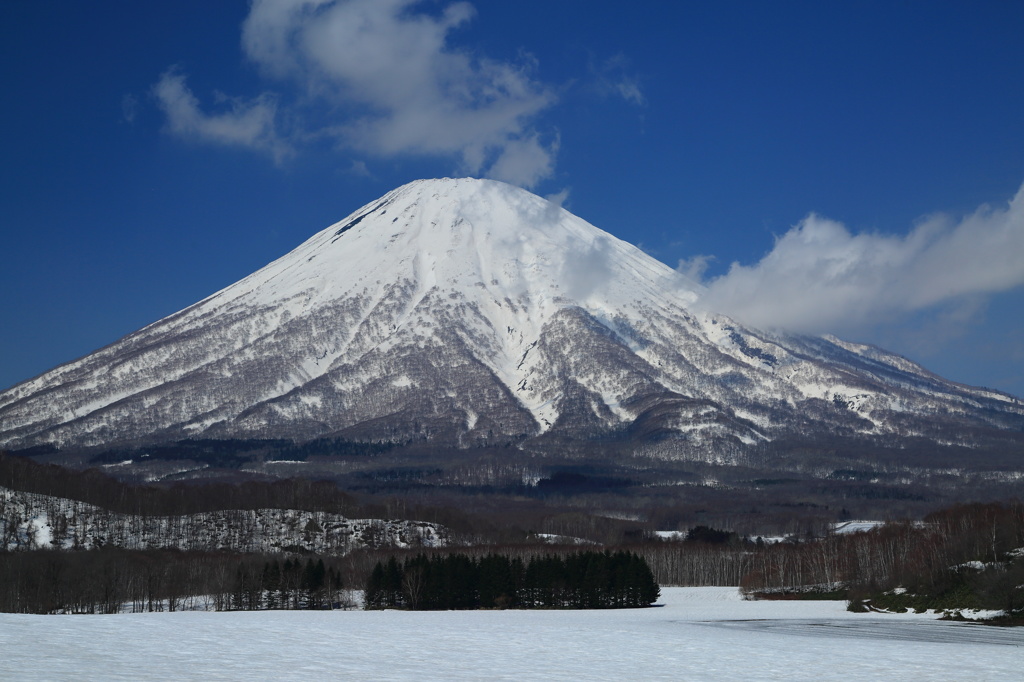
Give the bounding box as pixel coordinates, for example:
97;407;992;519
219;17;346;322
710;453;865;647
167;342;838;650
2;178;1022;463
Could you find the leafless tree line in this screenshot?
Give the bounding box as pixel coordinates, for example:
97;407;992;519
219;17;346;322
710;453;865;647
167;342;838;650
739;501;1024;596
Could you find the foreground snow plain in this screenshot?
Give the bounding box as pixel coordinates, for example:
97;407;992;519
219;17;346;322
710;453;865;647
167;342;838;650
2;587;1020;680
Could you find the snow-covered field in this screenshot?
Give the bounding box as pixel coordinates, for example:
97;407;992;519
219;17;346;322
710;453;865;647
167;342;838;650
1;587;1020;680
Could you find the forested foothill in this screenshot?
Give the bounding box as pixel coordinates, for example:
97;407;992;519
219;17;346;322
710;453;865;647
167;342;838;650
13;433;1024;533
1;450;1022;622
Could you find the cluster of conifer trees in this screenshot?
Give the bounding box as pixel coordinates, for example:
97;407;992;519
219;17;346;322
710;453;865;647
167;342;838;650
230;557;346;610
365;550;660;610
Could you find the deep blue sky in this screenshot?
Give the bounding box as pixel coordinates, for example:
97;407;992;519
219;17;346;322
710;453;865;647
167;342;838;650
2;1;1023;397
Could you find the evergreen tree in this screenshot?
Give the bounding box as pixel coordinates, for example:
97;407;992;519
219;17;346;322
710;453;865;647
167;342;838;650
364;562;387;610
263;561;281;610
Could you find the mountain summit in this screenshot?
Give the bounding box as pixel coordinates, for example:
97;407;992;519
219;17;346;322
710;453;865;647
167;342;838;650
2;178;1021;459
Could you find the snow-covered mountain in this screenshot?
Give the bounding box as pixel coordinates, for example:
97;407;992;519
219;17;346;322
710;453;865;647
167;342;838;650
2;178;1022;458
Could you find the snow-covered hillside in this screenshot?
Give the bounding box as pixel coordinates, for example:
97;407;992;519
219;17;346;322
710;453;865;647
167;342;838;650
0;486;445;554
1;178;1021;459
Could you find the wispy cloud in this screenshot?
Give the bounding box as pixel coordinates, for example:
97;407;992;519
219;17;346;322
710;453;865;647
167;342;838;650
563;236;614;301
234;0;557;186
152;68;291;162
589;53;645;106
676;254;714;284
149;1;644;188
697;182;1024;336
486;133;559;188
347;159;374;179
120;94;139;124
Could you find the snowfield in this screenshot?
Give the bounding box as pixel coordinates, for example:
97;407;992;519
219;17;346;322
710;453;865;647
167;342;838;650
2;587;1020;680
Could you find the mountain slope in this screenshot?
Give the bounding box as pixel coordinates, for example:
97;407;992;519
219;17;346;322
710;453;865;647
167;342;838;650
1;178;1022;457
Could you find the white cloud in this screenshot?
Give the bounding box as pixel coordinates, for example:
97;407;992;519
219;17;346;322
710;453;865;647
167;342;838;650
699;182;1024;336
486;133;558;188
347;159;373;178
121;94;139;124
152;68;290;162
237;0;557;187
589;54;645;106
544;187;571;209
541;186;571;226
563;236;613;301
676;254;714;283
